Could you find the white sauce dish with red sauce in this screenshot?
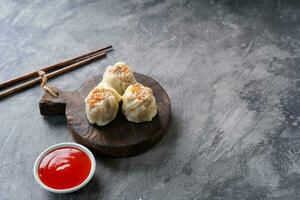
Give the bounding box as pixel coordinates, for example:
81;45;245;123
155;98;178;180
33;142;96;193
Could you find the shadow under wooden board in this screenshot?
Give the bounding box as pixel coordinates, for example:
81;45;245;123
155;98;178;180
39;73;171;157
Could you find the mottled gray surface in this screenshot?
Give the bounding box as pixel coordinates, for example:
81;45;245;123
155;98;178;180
0;0;300;199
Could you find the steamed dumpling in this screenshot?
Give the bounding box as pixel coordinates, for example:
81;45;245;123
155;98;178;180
122;82;157;123
100;62;136;95
85;85;121;126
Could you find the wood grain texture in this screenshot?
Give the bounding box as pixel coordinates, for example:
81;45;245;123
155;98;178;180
40;73;171;157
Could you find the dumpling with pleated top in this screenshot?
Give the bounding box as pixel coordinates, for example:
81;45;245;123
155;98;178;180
100;62;136;95
85;85;121;126
122;82;157;123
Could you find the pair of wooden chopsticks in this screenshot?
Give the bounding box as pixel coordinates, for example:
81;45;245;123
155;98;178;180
0;45;112;99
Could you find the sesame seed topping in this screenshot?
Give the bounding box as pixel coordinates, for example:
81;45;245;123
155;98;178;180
132;83;148;100
111;63;130;76
88;88;112;108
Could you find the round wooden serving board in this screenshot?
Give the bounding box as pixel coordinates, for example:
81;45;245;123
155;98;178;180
39;73;171;157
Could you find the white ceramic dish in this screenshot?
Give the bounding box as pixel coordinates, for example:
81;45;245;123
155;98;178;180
33;142;96;193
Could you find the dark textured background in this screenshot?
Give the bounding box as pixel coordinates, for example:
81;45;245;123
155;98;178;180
1;0;300;199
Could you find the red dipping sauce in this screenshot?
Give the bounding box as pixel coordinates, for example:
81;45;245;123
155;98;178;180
38;147;91;190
